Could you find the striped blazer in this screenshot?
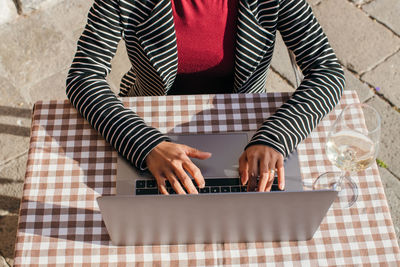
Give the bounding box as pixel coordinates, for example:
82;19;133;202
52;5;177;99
66;0;345;171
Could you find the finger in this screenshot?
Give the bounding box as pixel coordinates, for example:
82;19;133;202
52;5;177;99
247;155;258;192
165;172;186;195
264;169;275;192
265;158;277;192
257;159;269;192
174;167;199;194
154;175;169;195
265;161;277;192
239;153;249;185
184;145;212;160
277;158;285;190
182;161;205;188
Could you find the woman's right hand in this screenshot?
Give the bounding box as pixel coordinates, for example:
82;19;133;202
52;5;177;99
145;141;212;194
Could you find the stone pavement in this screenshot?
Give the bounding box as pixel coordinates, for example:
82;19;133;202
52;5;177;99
0;0;399;265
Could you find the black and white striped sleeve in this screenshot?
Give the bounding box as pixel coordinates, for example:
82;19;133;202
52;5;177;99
66;0;170;170
245;0;345;157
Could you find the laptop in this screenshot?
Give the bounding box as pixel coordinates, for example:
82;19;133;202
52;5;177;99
97;131;338;246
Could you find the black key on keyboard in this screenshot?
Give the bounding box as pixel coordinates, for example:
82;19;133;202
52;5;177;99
136;188;159;195
205;178;240;187
210;187;220;193
271;184;283;191
136;180;146;188
221;187;230;193
168;188;176;194
146;180;157;188
231;186;241;192
199;187;210;193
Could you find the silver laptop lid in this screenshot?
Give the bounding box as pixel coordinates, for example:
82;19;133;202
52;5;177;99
97;190;338;246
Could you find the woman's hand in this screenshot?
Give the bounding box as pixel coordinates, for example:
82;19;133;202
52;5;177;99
239;145;285;192
145;141;212;194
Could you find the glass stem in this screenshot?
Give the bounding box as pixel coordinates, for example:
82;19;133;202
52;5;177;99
337;171;358;207
337;171;349;191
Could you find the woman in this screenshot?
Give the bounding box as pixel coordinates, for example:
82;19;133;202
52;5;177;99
66;0;345;195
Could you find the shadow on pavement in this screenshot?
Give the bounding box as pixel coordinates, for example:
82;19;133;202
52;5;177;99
0;106;31;118
0;123;30;137
0;214;18;261
0;196;21;260
0;195;21;214
0;178;23;184
0;105;32;137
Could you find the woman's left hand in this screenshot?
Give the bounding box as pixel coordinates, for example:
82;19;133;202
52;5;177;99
239;145;285;192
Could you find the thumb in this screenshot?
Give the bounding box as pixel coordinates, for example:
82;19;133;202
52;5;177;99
184;145;212;159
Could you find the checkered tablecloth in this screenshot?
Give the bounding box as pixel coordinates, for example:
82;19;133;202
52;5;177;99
14;91;400;266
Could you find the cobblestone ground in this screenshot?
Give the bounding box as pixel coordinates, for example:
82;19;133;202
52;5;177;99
0;0;399;265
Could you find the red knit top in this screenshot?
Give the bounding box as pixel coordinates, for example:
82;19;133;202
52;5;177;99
168;0;239;95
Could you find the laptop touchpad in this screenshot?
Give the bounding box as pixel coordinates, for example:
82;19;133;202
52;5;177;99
168;133;248;178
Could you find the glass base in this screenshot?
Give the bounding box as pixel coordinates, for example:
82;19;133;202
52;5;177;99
312;172;358;208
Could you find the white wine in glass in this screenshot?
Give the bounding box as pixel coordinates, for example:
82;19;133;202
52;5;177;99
326;130;377;172
313;103;381;208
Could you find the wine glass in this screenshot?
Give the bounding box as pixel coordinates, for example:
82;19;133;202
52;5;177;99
312;103;381;208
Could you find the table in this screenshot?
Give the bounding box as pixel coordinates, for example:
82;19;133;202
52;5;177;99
14;91;400;266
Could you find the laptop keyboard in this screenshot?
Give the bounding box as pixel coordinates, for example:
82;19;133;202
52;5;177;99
135;177;282;195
